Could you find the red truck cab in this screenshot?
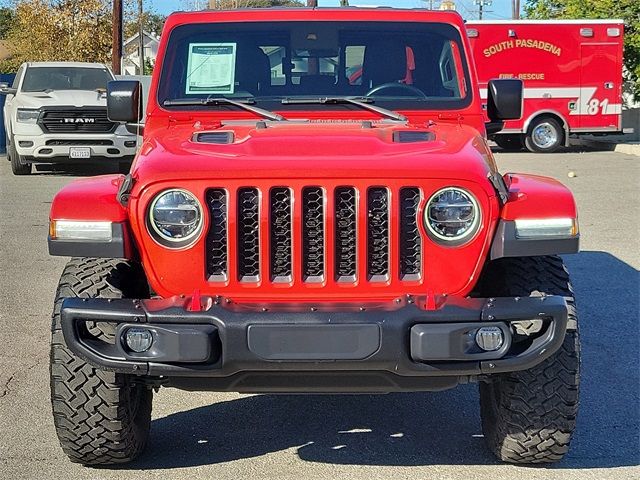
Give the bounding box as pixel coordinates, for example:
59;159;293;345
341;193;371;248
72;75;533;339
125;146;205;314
46;8;580;467
468;19;626;152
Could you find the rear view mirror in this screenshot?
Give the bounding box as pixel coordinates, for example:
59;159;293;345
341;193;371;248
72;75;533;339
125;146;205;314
0;82;17;95
107;80;142;123
487;79;523;121
485;79;523;135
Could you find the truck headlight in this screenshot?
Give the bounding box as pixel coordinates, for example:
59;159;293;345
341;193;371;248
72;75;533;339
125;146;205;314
425;187;480;244
16;108;40;124
148;189;203;248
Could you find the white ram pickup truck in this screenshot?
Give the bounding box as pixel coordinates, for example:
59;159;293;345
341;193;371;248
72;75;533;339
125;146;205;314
0;62;137;175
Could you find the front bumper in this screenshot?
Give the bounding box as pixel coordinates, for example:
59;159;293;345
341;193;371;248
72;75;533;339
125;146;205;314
14;132;136;162
60;295;568;393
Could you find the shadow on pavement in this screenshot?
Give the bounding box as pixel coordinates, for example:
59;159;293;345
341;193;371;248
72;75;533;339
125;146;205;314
32;163;123;177
116;251;638;470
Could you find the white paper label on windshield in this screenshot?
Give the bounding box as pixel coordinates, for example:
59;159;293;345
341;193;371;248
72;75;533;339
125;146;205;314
186;43;236;95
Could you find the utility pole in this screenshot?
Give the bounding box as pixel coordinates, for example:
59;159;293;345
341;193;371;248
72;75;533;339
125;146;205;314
112;0;123;74
474;0;492;20
512;0;521;19
138;0;144;75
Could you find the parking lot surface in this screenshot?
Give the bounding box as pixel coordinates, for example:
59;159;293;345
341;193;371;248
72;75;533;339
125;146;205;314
0;150;638;479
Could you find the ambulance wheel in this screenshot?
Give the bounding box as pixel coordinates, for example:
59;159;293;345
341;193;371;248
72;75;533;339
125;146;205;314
494;134;523;151
525;117;564;153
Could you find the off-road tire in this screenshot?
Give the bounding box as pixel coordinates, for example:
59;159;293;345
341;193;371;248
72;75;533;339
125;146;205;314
524;116;564;153
493;134;523;151
50;257;152;465
477;256;580;464
8;133;31;175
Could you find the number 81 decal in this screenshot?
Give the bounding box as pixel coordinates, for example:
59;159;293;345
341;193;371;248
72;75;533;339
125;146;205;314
587;98;609;115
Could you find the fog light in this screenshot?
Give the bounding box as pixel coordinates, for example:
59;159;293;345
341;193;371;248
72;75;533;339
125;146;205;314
124;327;153;353
475;326;504;351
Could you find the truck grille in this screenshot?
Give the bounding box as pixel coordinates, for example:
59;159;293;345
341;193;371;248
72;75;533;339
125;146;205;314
38;108;116;134
204;185;423;285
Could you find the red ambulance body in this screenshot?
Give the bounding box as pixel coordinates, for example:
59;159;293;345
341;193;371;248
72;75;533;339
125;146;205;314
468;20;625;153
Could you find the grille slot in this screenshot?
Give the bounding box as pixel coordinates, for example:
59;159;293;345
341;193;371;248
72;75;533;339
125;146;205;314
237;188;260;282
205;189;228;281
367;187;390;281
45;139;113;146
302;187;325;282
38;108;116;134
399;188;422;280
334;187;357;281
270;188;293;282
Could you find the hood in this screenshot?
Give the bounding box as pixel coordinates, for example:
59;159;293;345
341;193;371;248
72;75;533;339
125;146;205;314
134;120;496;184
17;90;107;109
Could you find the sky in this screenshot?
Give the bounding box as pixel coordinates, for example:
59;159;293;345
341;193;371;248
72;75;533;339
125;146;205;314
150;1;518;21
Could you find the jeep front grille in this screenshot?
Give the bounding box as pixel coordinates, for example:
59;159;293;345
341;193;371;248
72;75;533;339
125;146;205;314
38;108;116;134
204;185;423;285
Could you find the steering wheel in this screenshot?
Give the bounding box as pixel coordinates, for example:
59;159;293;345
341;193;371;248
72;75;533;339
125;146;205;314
365;82;427;98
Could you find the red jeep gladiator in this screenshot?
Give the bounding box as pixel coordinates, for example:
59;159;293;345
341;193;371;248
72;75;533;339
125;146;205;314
47;8;580;466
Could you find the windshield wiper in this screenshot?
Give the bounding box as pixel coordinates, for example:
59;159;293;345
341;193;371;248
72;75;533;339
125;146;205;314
163;97;286;122
281;97;407;122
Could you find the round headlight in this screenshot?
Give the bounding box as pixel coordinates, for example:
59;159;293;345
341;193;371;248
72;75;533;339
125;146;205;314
148;189;203;248
425;187;480;244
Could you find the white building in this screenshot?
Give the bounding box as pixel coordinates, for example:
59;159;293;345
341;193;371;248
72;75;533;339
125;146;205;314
122;31;160;75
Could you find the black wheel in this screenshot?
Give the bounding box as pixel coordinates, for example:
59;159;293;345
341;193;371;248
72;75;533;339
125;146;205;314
477;256;580;464
493;134;523;151
50;258;152;465
525;117;564;153
7;133;31;175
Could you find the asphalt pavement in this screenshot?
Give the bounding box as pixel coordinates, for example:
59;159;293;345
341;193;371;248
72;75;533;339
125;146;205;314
0;149;638;479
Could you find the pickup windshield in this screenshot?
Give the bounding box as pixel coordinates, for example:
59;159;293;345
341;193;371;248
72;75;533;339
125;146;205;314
21;67;113;92
158;21;472;112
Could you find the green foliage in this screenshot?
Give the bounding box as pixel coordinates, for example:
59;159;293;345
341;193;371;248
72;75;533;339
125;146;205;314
0;7;15;39
143;56;154;75
124;11;166;39
524;0;640;101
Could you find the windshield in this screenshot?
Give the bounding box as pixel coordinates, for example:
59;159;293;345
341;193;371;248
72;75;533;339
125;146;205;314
158;21;472;111
21;67;113;92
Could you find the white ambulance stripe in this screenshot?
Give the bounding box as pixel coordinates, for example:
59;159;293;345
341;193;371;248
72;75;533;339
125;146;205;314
479;87;622;116
603;103;623;115
479;87;582;100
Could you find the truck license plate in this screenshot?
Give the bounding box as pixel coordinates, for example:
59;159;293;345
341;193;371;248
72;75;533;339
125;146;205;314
69;147;91;159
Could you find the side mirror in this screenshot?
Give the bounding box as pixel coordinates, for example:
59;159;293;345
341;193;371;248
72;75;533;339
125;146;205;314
0;82;17;95
107;80;143;123
485;79;523;135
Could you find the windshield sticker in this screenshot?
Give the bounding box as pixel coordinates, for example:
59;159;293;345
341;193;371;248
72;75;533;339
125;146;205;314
186;43;236;95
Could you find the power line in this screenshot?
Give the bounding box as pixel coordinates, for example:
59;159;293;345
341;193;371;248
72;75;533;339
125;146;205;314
473;0;492;20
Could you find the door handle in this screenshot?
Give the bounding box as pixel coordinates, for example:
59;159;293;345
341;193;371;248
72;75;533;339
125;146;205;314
604;82;614;89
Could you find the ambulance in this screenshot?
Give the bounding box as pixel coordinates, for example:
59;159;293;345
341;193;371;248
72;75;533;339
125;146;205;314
468;20;627;152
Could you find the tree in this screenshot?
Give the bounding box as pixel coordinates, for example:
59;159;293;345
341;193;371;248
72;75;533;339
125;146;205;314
124;10;166;38
0;7;15;38
524;0;640;102
0;0;112;72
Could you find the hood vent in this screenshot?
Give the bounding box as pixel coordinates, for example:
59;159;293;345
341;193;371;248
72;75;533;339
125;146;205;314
393;131;435;143
194;131;235;144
